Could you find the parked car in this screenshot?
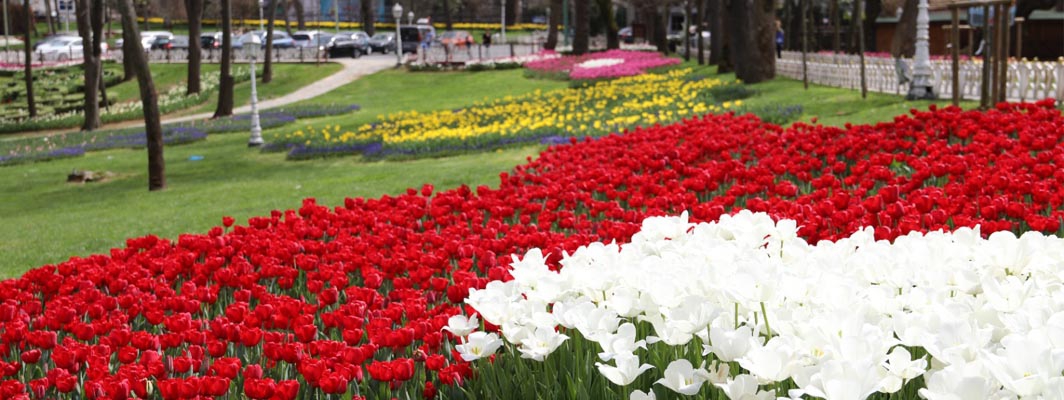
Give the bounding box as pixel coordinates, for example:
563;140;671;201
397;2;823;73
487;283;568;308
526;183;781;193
327;32;370;58
292;30;332;48
117;30;173;51
367;32;395;54
398;25;434;54
243;30;295;48
437;30;473;47
34;36;84;61
200;32;243;49
33;34;79;51
168;35;190;50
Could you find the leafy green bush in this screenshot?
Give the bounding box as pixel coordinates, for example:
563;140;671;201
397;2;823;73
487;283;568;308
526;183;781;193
739;103;805;126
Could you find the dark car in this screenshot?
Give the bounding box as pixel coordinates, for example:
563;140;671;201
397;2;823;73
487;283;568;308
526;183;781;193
398;26;432;54
327;32;370;58
368;33;395;54
150;36;172;50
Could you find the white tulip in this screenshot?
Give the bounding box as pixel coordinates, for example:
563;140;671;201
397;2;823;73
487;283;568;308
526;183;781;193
656;359;709;396
455;331;503;362
715;374;773;400
596;353;654;386
706;324;761;362
598;323;647;362
442;314;479;337
517;326;568;361
629;389;656;400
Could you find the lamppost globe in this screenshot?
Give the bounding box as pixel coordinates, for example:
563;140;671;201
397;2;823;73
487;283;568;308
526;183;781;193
393;3;404;66
408;11;414;25
242;34;265;147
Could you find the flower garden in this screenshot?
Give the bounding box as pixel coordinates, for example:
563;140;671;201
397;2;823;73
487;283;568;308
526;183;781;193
0;89;1063;400
265;68;742;160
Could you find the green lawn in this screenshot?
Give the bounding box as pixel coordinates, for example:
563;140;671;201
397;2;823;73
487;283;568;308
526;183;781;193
0;62;980;278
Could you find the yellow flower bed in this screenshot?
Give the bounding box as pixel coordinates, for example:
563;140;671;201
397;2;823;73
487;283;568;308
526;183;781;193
270;68;739;159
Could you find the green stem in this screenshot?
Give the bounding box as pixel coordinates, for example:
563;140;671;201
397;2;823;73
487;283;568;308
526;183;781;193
760;302;772;338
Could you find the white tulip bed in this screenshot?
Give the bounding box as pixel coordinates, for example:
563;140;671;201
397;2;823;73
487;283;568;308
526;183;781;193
448;211;1064;400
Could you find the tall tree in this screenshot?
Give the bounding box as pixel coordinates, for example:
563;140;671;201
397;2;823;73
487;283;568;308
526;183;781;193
857;0;867;97
360;0;375;36
728;0;775;83
290;0;305;30
75;0;104;130
683;0;691;60
831;0;840;53
184;0;204;95
708;0;725;65
21;0;35;118
116;0;165;191
572;0;589;54
544;0;562;50
596;0;619;49
442;0;454;30
43;0;55;34
696;0;705;64
213;0;234;118
862;0;881;52
890;0;918;57
264;0;277;82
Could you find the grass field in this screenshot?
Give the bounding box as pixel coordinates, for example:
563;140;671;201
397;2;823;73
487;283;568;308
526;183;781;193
0;61;341;136
0;62;977;278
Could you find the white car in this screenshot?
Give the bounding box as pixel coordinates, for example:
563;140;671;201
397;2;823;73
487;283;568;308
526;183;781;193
117;30;174;51
35;36;108;61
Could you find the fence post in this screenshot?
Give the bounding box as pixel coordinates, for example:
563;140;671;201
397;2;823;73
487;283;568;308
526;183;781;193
510;43;515;58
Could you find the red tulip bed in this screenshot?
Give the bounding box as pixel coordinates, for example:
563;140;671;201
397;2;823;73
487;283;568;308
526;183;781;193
0;100;1062;399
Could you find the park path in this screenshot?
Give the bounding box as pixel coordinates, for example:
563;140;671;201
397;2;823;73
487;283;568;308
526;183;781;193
6;55;396;139
164;55;397;125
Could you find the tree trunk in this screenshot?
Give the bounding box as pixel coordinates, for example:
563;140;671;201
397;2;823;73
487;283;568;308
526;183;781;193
360;0;374;36
184;0;203;95
697;0;706;64
282;1;293;35
684;0;692;60
709;0;724;65
857;0;867;97
214;0;234;118
291;0;305;30
891;0;918;57
442;0;453;30
22;0;35;118
76;0;102;130
544;0;562;50
264;0;277;83
44;0;54;34
863;0;880;52
117;0;165;191
655;5;668;53
801;0;808;89
572;0;589;54
831;0;840;53
729;0;775;83
596;0;618;49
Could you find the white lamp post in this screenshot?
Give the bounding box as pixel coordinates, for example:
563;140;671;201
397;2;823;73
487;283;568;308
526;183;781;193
906;0;936;99
408;11;414;25
243;34;264;147
500;0;506;44
393;3;403;66
258;0;264;32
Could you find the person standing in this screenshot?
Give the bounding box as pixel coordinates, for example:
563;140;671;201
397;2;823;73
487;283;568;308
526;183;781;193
482;30;492;48
775;20;784;58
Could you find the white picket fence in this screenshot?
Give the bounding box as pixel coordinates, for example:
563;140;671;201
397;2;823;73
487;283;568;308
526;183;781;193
777;51;1064;102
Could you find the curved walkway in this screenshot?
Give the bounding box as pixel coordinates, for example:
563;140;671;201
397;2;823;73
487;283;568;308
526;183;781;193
166;55;397;124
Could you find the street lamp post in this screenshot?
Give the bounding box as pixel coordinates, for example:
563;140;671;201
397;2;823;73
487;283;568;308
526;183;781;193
243;34;264;147
906;0;936;99
500;0;506;44
408;11;414;26
258;0;264;32
393;3;403;66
